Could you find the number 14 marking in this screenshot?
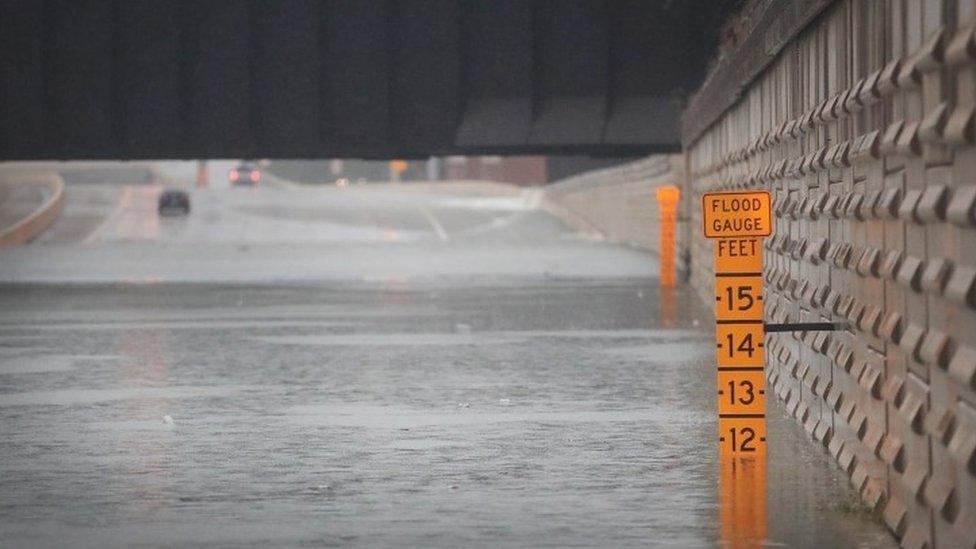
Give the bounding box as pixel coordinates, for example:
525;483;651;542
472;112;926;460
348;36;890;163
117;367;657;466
715;324;765;367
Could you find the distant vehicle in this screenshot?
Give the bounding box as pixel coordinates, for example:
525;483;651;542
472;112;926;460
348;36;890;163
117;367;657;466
158;189;190;216
230;164;262;186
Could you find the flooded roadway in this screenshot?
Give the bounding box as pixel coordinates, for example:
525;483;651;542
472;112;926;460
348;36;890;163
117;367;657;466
0;179;893;547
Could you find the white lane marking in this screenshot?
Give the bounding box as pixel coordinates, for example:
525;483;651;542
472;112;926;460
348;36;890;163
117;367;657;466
419;205;449;242
82;186;132;244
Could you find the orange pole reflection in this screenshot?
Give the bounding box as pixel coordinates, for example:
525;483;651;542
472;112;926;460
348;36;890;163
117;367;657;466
719;456;767;547
658;284;677;328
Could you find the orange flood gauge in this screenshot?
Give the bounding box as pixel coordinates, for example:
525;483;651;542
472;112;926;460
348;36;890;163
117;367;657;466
702;191;771;456
702;189;771;546
655;186;680;286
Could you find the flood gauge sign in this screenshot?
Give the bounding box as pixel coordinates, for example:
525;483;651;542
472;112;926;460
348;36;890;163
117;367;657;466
702;190;772;457
702;191;772;239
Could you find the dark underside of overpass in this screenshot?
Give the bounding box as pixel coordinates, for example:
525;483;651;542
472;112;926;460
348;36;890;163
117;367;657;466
0;0;740;161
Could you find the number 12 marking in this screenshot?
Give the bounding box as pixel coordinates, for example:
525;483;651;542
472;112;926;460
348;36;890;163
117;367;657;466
719;420;767;456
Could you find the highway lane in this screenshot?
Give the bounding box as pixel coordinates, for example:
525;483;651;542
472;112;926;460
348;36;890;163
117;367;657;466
48;180;554;246
0;178;893;547
1;181;651;284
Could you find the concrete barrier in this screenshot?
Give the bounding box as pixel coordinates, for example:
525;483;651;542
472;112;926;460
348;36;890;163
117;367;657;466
0;172;65;248
544;155;686;261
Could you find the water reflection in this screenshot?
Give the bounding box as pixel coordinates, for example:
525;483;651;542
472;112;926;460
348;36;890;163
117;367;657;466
658;284;677;328
719;456;767;547
114;329;175;520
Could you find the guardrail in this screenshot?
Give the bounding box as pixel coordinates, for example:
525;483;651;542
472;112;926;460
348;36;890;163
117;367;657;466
0;172;65;248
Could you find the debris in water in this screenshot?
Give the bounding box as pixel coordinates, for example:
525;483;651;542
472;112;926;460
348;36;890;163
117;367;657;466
457;402;470;408
162;414;175;425
499;398;511;405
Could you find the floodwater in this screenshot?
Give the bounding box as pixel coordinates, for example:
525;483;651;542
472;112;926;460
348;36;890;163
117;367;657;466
0;281;893;548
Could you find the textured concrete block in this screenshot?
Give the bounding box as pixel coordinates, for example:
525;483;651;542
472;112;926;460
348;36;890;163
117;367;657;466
680;4;976;545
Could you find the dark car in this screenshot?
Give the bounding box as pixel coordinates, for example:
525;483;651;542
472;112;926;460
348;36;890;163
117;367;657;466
158;189;190;216
229;164;262;186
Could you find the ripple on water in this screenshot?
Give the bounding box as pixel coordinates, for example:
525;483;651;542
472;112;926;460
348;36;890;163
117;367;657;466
0;355;78;375
285;402;708;430
0;353;126;375
599;342;713;362
0;385;239;407
255;329;701;347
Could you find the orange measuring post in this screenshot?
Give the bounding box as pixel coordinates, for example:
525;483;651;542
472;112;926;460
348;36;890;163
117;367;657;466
703;191;770;456
389;159;409;182
655;185;680;286
703;190;771;546
713;254;766;457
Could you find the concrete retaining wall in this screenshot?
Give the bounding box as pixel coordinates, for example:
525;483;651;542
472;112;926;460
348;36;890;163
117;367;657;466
547;1;976;545
545;155;686;261
683;1;976;546
0;172;65;248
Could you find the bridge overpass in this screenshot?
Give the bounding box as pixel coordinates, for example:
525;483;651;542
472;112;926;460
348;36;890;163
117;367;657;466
0;0;736;160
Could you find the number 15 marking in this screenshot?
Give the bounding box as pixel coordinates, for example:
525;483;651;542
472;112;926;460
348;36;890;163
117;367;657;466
714;276;763;321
